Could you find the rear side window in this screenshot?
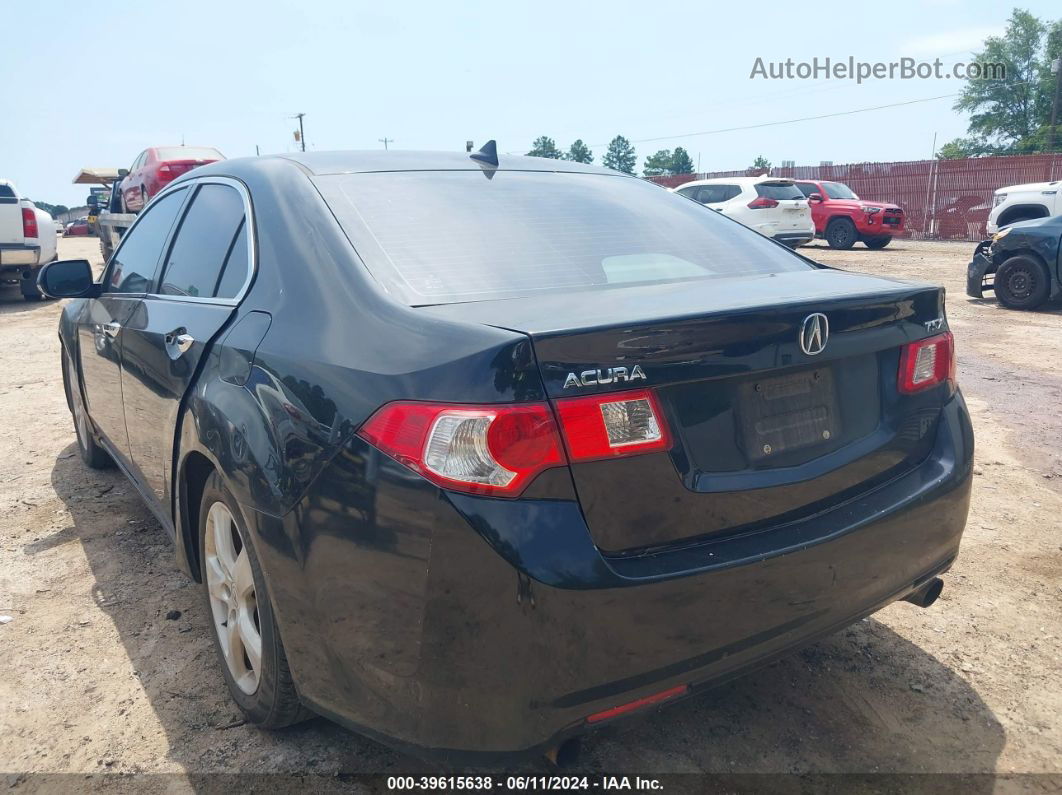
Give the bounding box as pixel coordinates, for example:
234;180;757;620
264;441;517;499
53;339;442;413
317;170;814;305
795;182;818;198
697;184;740;203
755;182;804;200
107;188;187;294
159;184;247;299
0;184;16;204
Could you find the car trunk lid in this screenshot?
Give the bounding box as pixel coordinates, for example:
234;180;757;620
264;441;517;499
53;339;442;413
421;268;950;553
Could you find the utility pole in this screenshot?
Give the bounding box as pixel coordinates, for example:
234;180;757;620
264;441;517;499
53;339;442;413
379;137;393;150
1048;58;1061;152
293;113;306;152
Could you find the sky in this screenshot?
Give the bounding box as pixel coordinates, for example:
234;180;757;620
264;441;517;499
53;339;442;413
4;0;1059;206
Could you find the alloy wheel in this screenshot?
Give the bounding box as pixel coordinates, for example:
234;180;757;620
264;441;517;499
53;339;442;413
203;501;262;695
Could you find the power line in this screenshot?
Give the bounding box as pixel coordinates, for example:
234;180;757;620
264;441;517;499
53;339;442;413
591;93;963;148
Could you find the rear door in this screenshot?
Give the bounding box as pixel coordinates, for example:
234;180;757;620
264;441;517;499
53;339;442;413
77;187;190;467
755;180;811;232
120;178;252;506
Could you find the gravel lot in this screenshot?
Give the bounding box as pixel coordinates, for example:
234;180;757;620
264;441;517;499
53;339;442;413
1;236;1060;787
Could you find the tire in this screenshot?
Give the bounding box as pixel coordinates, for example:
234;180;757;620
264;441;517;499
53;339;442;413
994;255;1050;310
22;292;42;302
864;235;892;249
825;218;857;249
64;356;112;469
199;472;311;728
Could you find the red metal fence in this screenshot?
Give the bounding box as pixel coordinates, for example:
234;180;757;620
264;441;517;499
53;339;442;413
650;153;1062;241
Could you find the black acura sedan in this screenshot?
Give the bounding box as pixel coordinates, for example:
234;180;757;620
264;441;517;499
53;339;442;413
39;147;973;763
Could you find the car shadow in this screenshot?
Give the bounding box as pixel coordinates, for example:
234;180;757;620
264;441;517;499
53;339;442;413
964;296;1062;315
49;444;1004;782
0;292;57;316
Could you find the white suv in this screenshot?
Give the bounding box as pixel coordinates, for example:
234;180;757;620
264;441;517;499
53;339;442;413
672;177;815;247
986;180;1061;234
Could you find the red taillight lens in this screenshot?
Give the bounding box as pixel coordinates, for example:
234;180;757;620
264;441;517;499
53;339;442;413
747;196;779;209
157;164;175;183
553;389;671;462
585;684;688;724
21;208;38;238
356;402;566;497
898;332;955;394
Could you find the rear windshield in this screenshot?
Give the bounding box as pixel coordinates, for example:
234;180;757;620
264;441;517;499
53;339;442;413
317;170;815;305
156;147;223;162
755;182;804;200
0;184;16;203
822;181;858;200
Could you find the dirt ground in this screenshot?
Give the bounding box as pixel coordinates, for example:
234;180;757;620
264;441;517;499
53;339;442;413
1;236;1060;787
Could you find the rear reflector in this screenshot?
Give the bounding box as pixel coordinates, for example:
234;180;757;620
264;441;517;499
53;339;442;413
553;389;671;462
21;208;37;239
898;332;955;394
357;401;566;497
585;684;689;724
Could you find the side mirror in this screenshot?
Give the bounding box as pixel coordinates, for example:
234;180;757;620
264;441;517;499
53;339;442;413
118;169;129;178
37;259;98;299
808;193;824;203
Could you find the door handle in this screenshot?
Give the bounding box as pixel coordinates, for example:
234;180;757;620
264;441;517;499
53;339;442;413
164;328;195;357
103;321;121;338
174;333;195;354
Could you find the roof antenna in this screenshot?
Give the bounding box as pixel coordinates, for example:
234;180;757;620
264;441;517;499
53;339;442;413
470;139;498;168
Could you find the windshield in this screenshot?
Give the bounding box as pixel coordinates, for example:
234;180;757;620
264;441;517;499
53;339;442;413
156;147;223;162
822;181;858;200
316;171;814;305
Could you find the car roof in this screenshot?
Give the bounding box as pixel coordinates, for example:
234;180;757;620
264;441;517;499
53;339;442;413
268;150;624;177
674;176;798;190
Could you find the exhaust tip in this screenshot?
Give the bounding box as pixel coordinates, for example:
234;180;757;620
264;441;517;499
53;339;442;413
545;737;582;768
904;577;943;608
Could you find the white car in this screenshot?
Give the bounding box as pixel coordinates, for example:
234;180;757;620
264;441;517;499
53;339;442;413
986;180;1061;234
671;177;815;247
0;178;58;300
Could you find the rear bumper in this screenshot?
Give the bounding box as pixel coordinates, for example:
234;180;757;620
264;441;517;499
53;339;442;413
257;391;973;762
772;231;814;246
0;244;40;267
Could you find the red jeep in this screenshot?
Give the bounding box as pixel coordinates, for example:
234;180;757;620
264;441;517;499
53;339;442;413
795;180;905;249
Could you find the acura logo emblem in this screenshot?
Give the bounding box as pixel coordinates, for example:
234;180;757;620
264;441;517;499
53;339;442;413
800;313;829;355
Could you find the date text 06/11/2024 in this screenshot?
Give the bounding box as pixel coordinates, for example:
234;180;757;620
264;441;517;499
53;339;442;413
385;776;664;791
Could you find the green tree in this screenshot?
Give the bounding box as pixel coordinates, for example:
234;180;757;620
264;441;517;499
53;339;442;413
671;147;695;174
643;149;675;177
29;200;69;216
941;9;1062;155
602;135;637;174
526;135;563;159
936;136;999;159
566;139;594;163
750;155;772;172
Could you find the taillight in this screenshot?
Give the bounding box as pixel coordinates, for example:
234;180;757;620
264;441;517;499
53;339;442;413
157;164;174;182
356;402;566;497
898;332;955;394
747;196;779;209
21;208;38;238
553;389;671;462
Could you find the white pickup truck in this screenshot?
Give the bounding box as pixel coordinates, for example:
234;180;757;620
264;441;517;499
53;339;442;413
0;178;58;300
986;180;1062;234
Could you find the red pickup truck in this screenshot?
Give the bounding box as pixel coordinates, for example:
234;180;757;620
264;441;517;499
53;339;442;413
795;180;905;249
